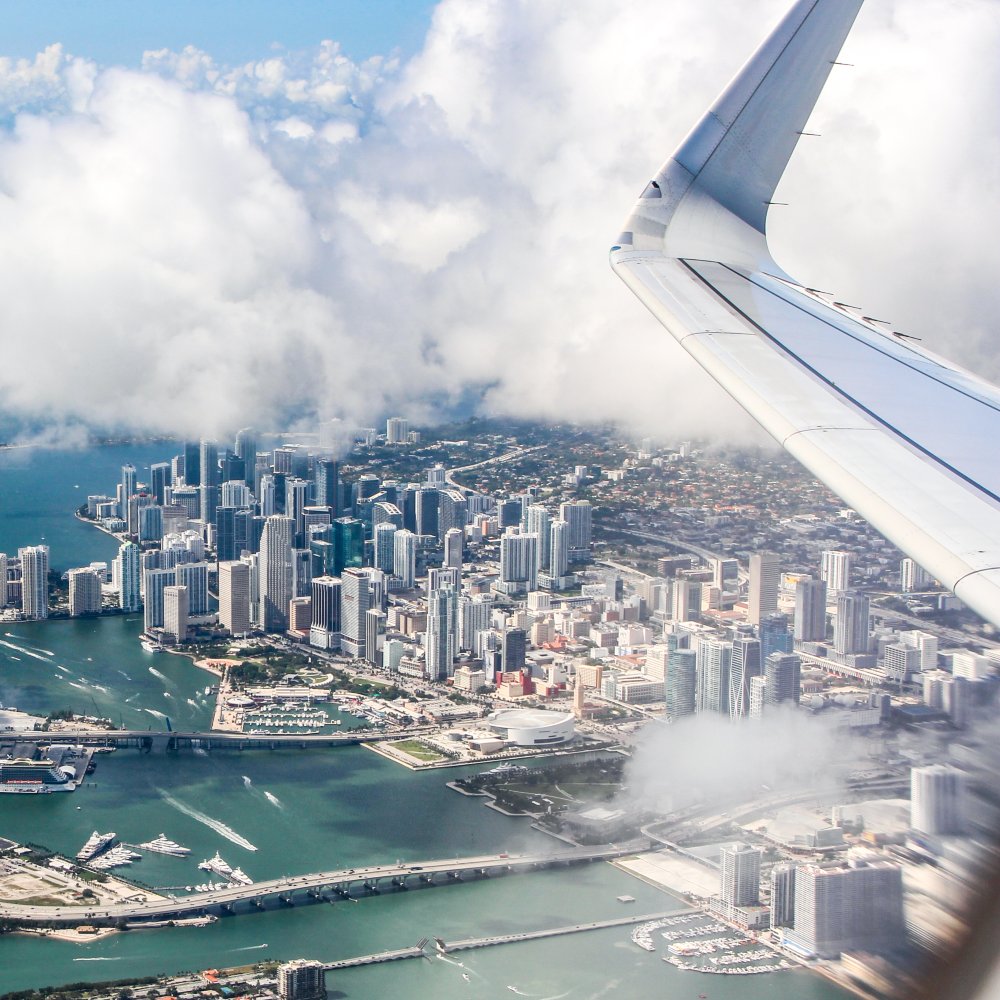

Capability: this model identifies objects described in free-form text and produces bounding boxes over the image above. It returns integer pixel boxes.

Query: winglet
[615,0,863,262]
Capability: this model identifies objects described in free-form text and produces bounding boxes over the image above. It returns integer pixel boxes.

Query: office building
[789,860,905,958]
[794,577,827,642]
[340,568,370,658]
[218,560,251,635]
[883,642,920,685]
[821,550,852,594]
[911,765,968,836]
[309,576,342,650]
[234,427,256,486]
[163,585,189,643]
[560,500,592,560]
[68,568,102,616]
[259,515,295,631]
[759,613,793,663]
[18,545,49,620]
[199,439,219,523]
[502,627,527,672]
[332,517,364,576]
[764,652,802,706]
[747,551,780,625]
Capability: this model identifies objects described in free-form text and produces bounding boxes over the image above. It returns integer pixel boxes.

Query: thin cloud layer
[0,0,997,442]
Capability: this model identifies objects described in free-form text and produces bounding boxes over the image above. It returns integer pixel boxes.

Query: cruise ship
[76,830,116,861]
[0,757,76,794]
[138,834,191,856]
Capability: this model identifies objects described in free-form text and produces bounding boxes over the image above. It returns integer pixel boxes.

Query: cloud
[622,706,866,817]
[0,0,996,443]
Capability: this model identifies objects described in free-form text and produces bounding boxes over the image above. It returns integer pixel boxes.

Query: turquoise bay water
[0,445,851,999]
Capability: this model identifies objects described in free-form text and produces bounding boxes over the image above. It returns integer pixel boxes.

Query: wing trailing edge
[611,0,1000,629]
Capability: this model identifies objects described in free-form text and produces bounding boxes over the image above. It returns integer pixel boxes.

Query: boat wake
[242,775,252,788]
[68,681,89,691]
[263,791,283,809]
[56,665,71,673]
[158,791,257,851]
[186,699,199,709]
[232,943,268,952]
[148,666,169,682]
[3,634,55,656]
[144,708,167,720]
[73,957,122,962]
[0,638,53,662]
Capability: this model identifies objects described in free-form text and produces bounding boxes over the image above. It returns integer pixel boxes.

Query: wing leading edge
[611,0,1000,630]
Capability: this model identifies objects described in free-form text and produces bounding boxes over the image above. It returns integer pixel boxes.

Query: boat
[198,851,235,880]
[229,866,253,886]
[138,834,191,856]
[76,830,116,861]
[90,845,141,869]
[140,640,159,653]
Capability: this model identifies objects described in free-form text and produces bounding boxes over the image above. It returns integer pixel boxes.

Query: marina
[632,914,794,977]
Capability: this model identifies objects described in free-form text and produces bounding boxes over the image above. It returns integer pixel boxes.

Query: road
[445,445,548,491]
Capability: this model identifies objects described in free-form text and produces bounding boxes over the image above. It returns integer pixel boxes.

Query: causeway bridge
[3,728,429,753]
[1,846,644,928]
[322,911,672,969]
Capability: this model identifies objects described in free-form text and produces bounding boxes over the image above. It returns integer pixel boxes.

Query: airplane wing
[610,0,1000,631]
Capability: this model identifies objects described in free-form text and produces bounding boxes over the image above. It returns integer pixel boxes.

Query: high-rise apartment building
[911,765,968,835]
[789,860,905,958]
[393,529,417,588]
[719,843,761,906]
[277,958,327,1000]
[665,648,697,719]
[143,567,175,631]
[18,545,49,620]
[820,550,852,594]
[68,568,102,616]
[499,530,538,594]
[697,637,732,715]
[834,591,870,655]
[175,562,209,616]
[425,586,458,680]
[116,541,142,612]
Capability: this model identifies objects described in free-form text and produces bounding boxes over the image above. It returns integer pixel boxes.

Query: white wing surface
[611,0,1000,629]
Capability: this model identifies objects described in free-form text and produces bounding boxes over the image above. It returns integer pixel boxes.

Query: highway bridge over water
[1,846,645,928]
[3,727,427,753]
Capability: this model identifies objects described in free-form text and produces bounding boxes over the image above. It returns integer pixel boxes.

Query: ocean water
[0,445,851,999]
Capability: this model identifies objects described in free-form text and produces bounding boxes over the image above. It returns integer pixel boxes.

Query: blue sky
[0,0,436,65]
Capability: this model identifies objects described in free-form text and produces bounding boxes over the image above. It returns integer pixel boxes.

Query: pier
[0,845,647,928]
[323,911,673,969]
